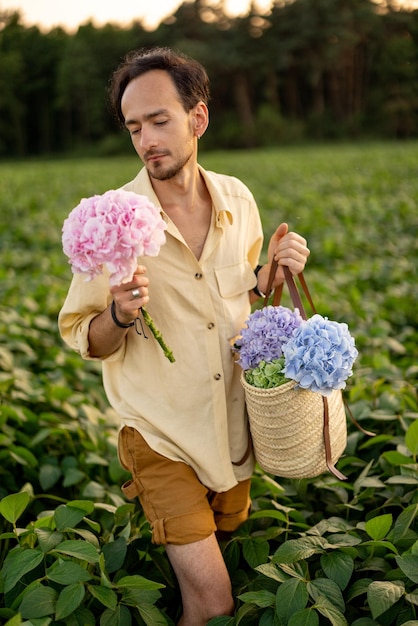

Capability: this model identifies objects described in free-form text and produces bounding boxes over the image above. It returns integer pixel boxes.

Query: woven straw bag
[241,264,348,480]
[241,376,347,478]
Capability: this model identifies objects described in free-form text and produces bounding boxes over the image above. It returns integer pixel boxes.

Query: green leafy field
[0,142,417,625]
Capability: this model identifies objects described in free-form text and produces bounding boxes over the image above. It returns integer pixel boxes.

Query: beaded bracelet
[110,300,135,328]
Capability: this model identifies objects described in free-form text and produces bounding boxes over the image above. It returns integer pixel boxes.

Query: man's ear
[193,102,209,139]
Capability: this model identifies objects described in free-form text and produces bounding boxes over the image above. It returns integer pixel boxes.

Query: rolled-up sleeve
[58,271,126,362]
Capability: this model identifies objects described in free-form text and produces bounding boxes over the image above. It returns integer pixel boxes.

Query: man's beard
[146,148,193,181]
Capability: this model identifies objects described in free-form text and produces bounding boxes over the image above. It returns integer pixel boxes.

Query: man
[59,47,309,625]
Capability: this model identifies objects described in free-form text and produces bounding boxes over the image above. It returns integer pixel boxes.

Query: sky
[0,0,274,31]
[2,0,417,32]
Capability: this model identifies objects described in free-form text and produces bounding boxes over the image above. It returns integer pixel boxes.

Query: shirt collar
[197,165,234,226]
[126,166,234,226]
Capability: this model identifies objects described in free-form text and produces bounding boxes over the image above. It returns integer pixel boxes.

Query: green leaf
[346,578,373,602]
[386,475,418,485]
[68,500,95,515]
[405,419,418,456]
[359,540,398,554]
[55,582,85,620]
[391,503,418,545]
[113,503,136,526]
[250,509,288,523]
[33,514,54,530]
[71,606,96,626]
[39,463,62,490]
[0,532,16,540]
[382,451,415,466]
[405,590,418,606]
[276,579,309,623]
[3,614,23,626]
[115,575,164,590]
[82,480,106,499]
[272,537,326,563]
[35,528,64,553]
[279,561,310,580]
[0,492,30,524]
[365,514,393,541]
[288,608,319,626]
[54,504,88,531]
[137,603,170,625]
[47,560,91,584]
[100,604,132,626]
[63,468,85,487]
[308,578,345,613]
[367,581,405,619]
[315,597,348,626]
[121,588,162,607]
[320,552,354,590]
[102,536,127,573]
[324,533,362,548]
[395,554,418,584]
[52,540,99,564]
[71,527,100,546]
[9,445,38,467]
[256,562,289,583]
[19,585,57,618]
[88,584,118,609]
[237,590,275,608]
[3,547,44,593]
[242,537,270,568]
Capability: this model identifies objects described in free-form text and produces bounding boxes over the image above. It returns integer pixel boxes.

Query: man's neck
[151,164,203,215]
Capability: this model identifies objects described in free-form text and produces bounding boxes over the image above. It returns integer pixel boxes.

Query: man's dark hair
[109,47,210,127]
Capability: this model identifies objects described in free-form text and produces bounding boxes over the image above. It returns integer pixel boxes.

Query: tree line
[1,0,417,157]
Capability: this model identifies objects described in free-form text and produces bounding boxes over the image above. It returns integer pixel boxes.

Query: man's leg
[118,428,250,622]
[166,533,235,626]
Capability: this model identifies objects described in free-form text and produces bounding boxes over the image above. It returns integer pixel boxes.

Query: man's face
[121,70,196,181]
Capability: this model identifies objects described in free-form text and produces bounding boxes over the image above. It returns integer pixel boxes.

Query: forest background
[1,0,418,158]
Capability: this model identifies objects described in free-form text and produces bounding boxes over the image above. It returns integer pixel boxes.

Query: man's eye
[155,120,168,126]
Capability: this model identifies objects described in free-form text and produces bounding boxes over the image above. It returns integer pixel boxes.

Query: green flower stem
[141,308,175,363]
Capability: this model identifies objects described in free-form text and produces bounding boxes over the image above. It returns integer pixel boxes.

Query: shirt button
[195,272,203,279]
[214,373,222,380]
[207,322,215,329]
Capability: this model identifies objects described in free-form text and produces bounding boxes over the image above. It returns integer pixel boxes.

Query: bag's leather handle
[322,396,347,480]
[263,260,316,320]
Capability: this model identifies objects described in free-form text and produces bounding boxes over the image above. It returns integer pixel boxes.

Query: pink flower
[62,189,166,286]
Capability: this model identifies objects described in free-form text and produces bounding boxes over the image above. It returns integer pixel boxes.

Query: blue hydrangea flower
[282,314,358,396]
[236,305,303,370]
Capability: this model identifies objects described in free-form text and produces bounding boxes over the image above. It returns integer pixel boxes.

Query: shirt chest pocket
[215,261,256,298]
[214,261,256,339]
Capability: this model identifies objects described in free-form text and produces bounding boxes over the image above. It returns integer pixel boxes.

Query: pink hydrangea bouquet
[62,189,174,362]
[235,305,358,397]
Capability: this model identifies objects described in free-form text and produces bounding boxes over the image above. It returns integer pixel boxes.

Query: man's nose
[140,126,157,151]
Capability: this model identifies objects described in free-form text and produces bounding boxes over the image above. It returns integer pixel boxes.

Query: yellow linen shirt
[58,165,263,492]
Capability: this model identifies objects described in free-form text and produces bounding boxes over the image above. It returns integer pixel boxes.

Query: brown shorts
[118,426,251,545]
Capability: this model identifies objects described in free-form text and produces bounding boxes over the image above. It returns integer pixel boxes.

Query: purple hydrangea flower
[282,314,358,396]
[237,305,303,370]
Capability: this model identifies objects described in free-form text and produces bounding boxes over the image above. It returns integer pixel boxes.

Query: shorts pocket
[118,427,144,499]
